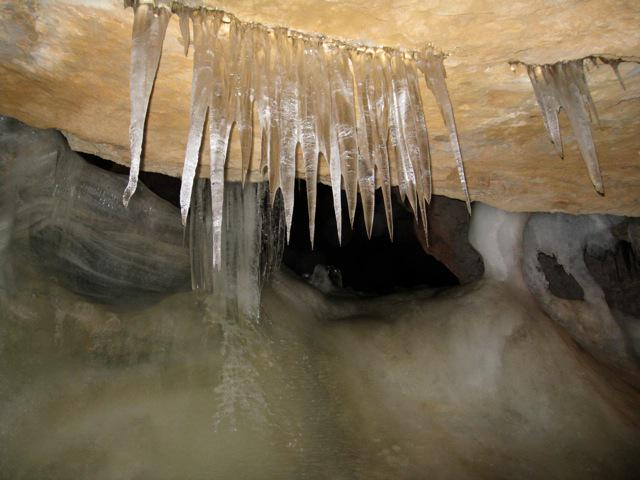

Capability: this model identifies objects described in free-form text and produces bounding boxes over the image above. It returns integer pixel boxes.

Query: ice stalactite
[524,58,619,195]
[123,1,471,274]
[122,1,170,207]
[189,180,283,312]
[179,10,219,225]
[417,48,471,215]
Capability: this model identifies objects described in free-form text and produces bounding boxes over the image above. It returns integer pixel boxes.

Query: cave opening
[283,180,462,294]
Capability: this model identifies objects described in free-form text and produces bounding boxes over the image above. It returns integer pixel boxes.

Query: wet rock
[415,195,484,285]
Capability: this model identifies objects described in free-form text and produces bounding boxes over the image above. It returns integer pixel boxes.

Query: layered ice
[122,1,472,271]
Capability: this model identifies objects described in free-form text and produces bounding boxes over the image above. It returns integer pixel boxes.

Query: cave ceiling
[1,0,639,215]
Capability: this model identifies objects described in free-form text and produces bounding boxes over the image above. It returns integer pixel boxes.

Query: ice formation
[122,0,471,270]
[525,59,609,194]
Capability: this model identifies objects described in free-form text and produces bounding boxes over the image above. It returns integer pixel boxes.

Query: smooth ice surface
[527,60,604,194]
[123,3,170,207]
[123,2,472,270]
[417,48,471,214]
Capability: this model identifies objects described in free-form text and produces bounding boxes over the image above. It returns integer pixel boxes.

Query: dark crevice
[585,239,640,317]
[283,181,469,295]
[79,152,181,208]
[537,252,584,301]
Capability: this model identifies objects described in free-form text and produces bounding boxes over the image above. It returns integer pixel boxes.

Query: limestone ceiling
[1,0,639,215]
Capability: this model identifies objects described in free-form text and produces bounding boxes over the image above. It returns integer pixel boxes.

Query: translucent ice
[526,60,604,194]
[351,50,376,238]
[124,4,473,274]
[123,2,170,207]
[417,49,471,214]
[327,45,358,228]
[179,11,220,225]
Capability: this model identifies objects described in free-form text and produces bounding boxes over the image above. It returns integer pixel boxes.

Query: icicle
[266,30,282,205]
[253,27,273,187]
[178,11,220,225]
[123,2,170,207]
[417,49,472,214]
[189,178,213,291]
[122,4,475,278]
[406,58,433,206]
[526,60,604,194]
[328,44,359,228]
[236,23,255,185]
[351,50,376,238]
[322,44,344,245]
[312,42,335,245]
[387,51,418,216]
[600,58,626,90]
[405,58,431,242]
[370,51,394,241]
[299,39,321,247]
[527,65,563,158]
[209,11,235,270]
[178,6,191,56]
[275,28,300,242]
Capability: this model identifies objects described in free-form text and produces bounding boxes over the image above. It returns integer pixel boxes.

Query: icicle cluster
[123,0,471,271]
[526,59,609,194]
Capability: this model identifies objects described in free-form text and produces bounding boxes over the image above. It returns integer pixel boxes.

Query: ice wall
[469,203,528,288]
[121,0,471,270]
[522,213,639,381]
[0,116,190,303]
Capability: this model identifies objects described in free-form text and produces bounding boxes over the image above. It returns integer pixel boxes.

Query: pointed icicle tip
[525,59,606,195]
[418,47,471,214]
[181,206,189,226]
[125,3,170,207]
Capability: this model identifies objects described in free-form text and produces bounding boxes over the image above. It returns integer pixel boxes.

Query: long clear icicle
[328,45,359,228]
[324,45,344,245]
[125,4,474,276]
[236,22,255,185]
[527,60,604,194]
[406,59,432,241]
[387,52,418,215]
[209,11,234,270]
[179,11,220,225]
[351,50,376,238]
[527,65,563,158]
[370,51,394,241]
[418,48,472,214]
[299,39,321,247]
[275,28,300,242]
[123,3,170,207]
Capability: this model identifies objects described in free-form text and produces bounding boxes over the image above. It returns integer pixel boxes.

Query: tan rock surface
[1,0,639,215]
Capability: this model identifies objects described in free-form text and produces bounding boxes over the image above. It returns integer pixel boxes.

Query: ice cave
[1,1,639,478]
